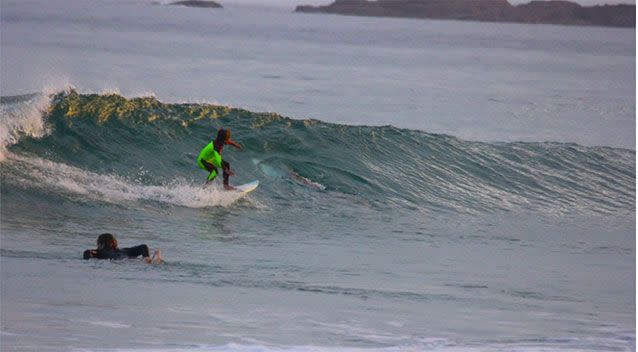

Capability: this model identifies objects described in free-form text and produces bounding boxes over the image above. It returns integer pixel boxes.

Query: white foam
[0,94,51,161]
[98,87,122,96]
[6,153,249,208]
[69,337,636,352]
[290,172,326,190]
[74,319,132,329]
[41,79,75,97]
[70,343,424,352]
[254,159,326,191]
[0,82,77,162]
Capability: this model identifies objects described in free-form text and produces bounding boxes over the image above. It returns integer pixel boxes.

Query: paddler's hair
[215,128,231,145]
[97,233,118,250]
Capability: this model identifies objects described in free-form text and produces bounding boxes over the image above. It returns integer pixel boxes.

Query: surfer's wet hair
[215,128,231,144]
[96,233,118,250]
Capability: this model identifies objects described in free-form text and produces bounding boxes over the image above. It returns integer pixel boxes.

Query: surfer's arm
[83,249,97,259]
[227,139,242,149]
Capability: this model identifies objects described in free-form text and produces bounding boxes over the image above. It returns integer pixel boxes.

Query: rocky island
[169,0,222,8]
[295,0,635,27]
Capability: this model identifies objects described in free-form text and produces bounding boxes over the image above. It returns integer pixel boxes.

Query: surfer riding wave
[197,128,242,190]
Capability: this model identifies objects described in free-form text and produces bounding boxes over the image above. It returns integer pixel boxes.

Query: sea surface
[1,1,635,351]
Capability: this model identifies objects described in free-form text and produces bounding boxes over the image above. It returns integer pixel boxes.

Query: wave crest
[2,90,635,215]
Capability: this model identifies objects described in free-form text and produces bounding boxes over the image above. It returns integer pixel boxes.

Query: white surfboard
[234,180,259,194]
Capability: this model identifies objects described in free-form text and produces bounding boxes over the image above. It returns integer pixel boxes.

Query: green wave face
[2,90,635,215]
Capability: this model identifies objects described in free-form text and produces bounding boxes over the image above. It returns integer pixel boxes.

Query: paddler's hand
[152,249,162,264]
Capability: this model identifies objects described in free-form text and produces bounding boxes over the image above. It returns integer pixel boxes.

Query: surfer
[197,128,242,190]
[83,233,161,264]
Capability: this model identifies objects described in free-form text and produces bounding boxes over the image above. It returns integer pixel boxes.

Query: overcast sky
[226,0,635,7]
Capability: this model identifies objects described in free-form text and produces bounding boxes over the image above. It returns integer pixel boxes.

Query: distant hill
[295,0,635,27]
[169,0,222,8]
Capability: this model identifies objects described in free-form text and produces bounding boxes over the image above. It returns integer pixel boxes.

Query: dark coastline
[295,0,635,28]
[169,0,222,8]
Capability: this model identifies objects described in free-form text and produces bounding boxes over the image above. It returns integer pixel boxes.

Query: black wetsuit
[83,245,150,260]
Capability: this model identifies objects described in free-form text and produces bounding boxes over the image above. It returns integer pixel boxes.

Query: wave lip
[0,93,51,161]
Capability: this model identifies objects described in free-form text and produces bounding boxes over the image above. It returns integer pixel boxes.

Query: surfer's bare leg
[222,160,236,190]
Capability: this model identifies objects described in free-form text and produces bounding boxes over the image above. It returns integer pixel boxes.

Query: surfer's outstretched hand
[145,249,162,264]
[152,249,162,264]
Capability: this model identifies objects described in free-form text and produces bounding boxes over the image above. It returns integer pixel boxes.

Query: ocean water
[0,1,635,351]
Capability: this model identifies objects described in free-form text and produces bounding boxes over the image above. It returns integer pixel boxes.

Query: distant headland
[169,0,222,8]
[295,0,635,28]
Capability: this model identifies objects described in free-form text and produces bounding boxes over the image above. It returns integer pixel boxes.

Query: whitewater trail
[4,152,249,208]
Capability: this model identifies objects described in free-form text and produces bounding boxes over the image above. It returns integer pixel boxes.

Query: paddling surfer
[83,233,161,264]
